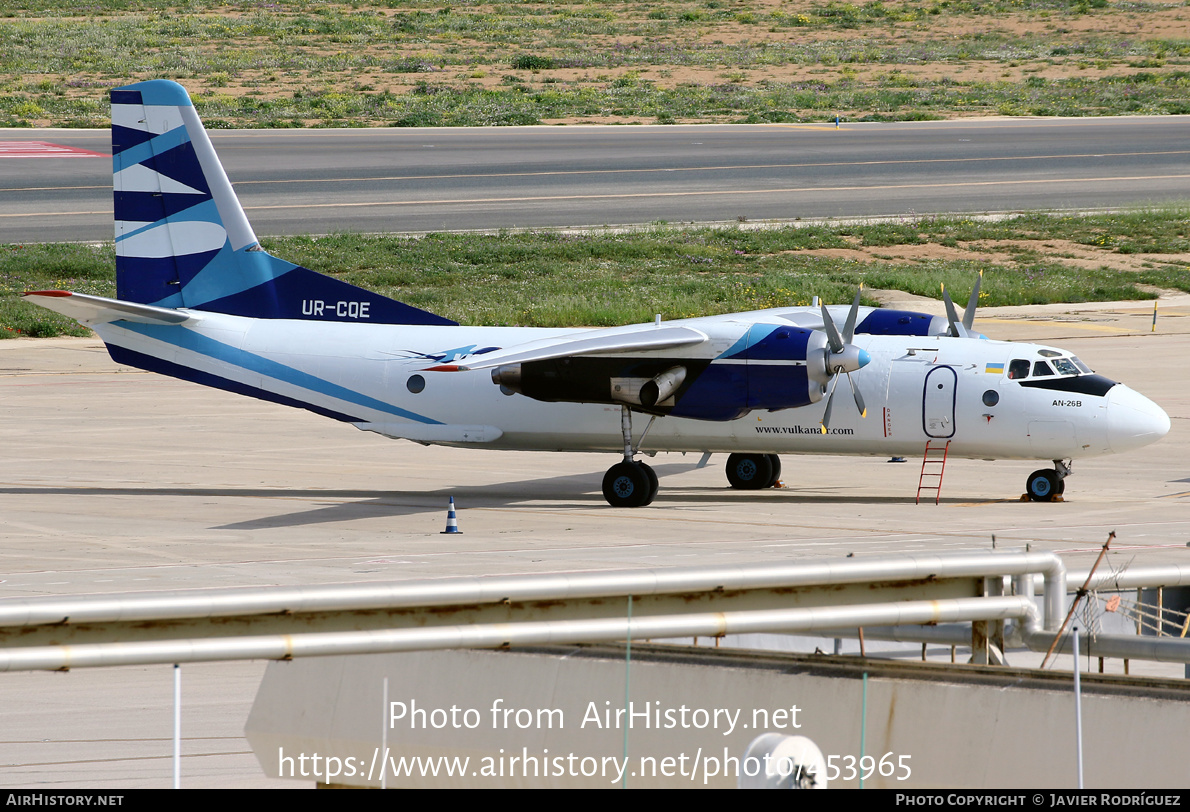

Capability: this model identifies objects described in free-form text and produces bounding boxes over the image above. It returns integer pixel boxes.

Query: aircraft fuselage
[93,311,1168,464]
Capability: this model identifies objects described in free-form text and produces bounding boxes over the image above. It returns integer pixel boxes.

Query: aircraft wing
[426,324,708,371]
[23,291,199,326]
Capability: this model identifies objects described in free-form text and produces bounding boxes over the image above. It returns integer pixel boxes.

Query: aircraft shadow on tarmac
[0,462,939,534]
[224,487,938,530]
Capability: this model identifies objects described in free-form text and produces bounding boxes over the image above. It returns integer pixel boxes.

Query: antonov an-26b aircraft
[26,80,1170,507]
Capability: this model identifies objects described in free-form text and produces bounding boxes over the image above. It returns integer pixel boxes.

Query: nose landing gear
[1025,459,1070,502]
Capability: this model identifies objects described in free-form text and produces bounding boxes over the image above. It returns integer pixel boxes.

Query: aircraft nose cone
[857,348,871,369]
[1106,385,1170,454]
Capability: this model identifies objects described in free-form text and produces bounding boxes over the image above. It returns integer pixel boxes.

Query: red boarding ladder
[916,440,951,504]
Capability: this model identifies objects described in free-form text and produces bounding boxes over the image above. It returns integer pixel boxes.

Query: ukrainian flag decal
[985,362,1005,374]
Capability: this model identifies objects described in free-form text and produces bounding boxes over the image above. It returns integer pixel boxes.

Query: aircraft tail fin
[111,80,454,326]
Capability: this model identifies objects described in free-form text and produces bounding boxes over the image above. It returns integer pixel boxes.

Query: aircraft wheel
[765,454,782,488]
[1026,469,1060,502]
[639,462,660,506]
[603,461,654,507]
[726,453,774,490]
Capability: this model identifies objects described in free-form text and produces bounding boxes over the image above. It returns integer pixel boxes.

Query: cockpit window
[1008,357,1086,380]
[1052,358,1079,376]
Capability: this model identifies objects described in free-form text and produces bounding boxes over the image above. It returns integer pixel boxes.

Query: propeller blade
[842,285,863,344]
[819,302,844,354]
[962,270,982,331]
[846,371,867,418]
[818,288,869,432]
[941,284,969,338]
[820,373,840,433]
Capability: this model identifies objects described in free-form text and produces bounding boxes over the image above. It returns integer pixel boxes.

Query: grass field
[5,209,1189,338]
[4,2,1188,337]
[3,0,1190,127]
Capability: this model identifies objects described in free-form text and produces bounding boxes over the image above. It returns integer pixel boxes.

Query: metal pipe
[816,624,973,647]
[0,551,1069,629]
[5,552,1189,672]
[173,664,180,790]
[1020,625,1190,664]
[0,596,1032,672]
[772,597,1190,667]
[796,609,1190,666]
[775,560,1190,654]
[1073,624,1084,789]
[1066,564,1190,592]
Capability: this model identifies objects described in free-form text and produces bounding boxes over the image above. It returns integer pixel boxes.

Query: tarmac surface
[1,297,1187,787]
[5,116,1190,243]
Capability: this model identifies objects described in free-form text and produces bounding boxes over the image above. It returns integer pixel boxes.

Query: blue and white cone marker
[441,496,462,534]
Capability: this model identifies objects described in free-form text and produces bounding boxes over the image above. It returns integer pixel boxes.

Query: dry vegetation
[5,2,1190,336]
[3,0,1190,126]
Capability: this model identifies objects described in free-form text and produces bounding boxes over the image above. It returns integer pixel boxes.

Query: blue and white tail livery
[26,80,1169,507]
[110,79,453,326]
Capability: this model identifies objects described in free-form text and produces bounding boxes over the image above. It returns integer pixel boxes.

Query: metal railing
[0,550,1186,672]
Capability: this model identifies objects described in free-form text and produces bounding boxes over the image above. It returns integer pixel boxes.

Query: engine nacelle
[611,366,687,408]
[856,308,947,337]
[486,324,854,422]
[668,325,824,420]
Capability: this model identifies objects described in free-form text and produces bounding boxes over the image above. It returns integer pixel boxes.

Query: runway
[3,116,1190,243]
[0,296,1187,786]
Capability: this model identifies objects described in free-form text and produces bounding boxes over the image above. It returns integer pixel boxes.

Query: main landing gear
[602,460,658,508]
[726,453,782,490]
[1025,459,1070,502]
[601,406,661,508]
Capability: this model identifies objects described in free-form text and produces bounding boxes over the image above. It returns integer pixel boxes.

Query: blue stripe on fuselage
[106,344,365,423]
[117,322,442,425]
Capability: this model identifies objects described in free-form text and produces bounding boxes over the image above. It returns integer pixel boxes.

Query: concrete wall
[246,644,1190,789]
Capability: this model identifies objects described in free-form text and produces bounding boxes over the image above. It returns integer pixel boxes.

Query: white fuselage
[93,309,1170,464]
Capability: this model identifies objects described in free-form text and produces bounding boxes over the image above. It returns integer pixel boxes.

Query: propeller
[817,286,871,434]
[941,270,982,338]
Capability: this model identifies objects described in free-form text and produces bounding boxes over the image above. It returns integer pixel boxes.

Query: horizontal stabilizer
[427,324,708,371]
[23,291,198,326]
